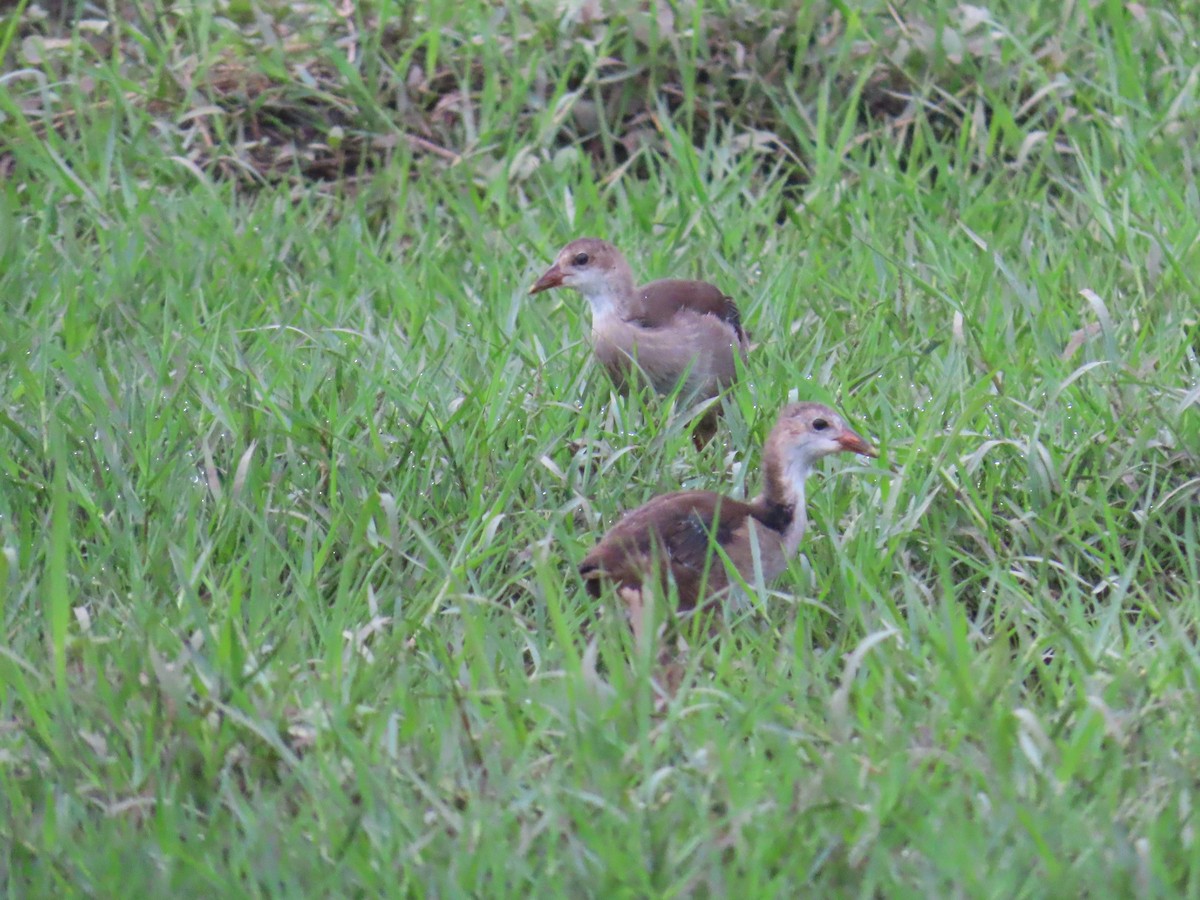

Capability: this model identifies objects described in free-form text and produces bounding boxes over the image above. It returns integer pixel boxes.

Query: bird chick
[579,401,877,628]
[530,238,748,443]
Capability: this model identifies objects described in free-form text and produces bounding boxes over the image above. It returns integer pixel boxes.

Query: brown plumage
[579,402,877,617]
[529,238,748,442]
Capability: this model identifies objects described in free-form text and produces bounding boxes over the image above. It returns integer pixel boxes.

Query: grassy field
[2,0,1199,894]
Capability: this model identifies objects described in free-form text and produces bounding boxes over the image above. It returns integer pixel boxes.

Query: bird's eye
[812,418,829,431]
[573,252,590,266]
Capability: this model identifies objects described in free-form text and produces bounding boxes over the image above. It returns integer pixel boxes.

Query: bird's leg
[619,586,649,658]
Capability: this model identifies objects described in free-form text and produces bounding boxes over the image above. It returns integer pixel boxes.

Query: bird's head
[529,238,635,315]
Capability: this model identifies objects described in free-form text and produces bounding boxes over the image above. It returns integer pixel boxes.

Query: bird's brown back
[636,279,747,345]
[579,490,779,611]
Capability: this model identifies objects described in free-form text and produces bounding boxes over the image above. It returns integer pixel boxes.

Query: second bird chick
[579,401,877,642]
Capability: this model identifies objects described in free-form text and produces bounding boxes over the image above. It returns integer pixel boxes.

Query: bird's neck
[581,270,639,323]
[758,448,813,556]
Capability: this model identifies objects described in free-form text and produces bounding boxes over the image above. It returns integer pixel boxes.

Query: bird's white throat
[578,286,624,321]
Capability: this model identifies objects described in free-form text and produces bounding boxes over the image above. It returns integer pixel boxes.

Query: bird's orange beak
[529,263,565,295]
[838,428,878,458]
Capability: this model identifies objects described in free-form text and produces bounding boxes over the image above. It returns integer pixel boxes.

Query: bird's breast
[591,314,739,398]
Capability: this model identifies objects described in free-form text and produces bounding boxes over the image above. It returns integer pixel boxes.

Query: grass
[1,0,1198,894]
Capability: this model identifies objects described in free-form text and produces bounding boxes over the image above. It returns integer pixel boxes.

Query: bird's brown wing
[579,490,759,610]
[636,279,747,344]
